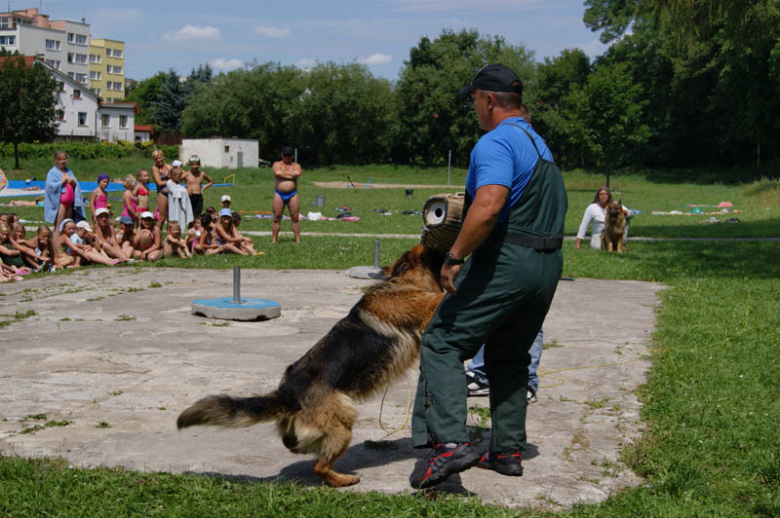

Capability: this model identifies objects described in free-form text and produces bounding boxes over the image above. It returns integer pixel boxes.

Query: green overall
[412,125,568,453]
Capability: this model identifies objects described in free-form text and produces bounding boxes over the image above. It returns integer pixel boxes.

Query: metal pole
[374,240,380,268]
[447,149,452,186]
[294,148,298,164]
[232,265,241,303]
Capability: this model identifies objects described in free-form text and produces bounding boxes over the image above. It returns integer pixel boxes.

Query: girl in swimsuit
[90,174,111,223]
[121,174,139,222]
[30,225,57,272]
[133,212,163,261]
[135,169,151,215]
[151,152,171,230]
[193,213,222,255]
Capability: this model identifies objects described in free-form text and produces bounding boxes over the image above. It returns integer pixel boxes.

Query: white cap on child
[95,207,110,217]
[221,195,231,202]
[76,221,92,231]
[172,160,183,167]
[140,211,154,219]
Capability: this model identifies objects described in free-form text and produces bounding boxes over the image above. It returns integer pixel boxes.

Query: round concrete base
[345,266,386,280]
[191,297,281,321]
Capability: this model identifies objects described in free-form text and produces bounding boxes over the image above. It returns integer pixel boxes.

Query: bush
[0,142,178,161]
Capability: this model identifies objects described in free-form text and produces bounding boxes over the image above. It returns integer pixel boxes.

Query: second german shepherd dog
[601,200,627,253]
[177,244,446,487]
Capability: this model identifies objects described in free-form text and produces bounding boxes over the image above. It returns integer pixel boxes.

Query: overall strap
[499,121,542,158]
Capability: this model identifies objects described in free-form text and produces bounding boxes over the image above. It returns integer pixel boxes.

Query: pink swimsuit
[60,183,75,206]
[121,193,138,218]
[94,192,108,209]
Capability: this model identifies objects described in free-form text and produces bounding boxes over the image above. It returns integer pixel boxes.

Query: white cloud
[164,25,221,42]
[296,58,317,71]
[357,54,392,66]
[209,58,244,71]
[582,38,609,58]
[254,26,291,38]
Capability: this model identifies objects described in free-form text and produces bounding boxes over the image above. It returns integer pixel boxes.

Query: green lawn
[1,161,779,517]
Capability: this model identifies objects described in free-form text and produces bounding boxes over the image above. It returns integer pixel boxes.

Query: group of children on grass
[0,157,260,282]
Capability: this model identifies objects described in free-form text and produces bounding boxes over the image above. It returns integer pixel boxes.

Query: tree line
[3,3,778,174]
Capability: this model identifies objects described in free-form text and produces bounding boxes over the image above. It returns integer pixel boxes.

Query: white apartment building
[0,8,90,87]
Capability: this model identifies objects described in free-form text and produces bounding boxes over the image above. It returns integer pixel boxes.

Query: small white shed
[180,138,259,169]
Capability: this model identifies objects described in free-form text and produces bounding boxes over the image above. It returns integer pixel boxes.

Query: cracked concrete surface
[0,268,662,510]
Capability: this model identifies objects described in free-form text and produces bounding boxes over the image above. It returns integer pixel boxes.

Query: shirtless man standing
[272,146,302,244]
[182,155,213,218]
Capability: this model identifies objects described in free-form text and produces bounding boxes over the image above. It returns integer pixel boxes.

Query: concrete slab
[191,297,281,321]
[0,268,662,511]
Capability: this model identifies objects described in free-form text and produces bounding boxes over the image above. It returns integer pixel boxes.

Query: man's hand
[441,263,461,295]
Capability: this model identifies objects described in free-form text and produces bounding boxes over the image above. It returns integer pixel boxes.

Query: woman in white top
[575,187,632,250]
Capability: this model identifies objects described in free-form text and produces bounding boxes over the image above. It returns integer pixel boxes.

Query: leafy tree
[125,71,166,125]
[0,57,60,169]
[533,49,592,168]
[152,69,187,130]
[566,62,650,186]
[395,29,535,166]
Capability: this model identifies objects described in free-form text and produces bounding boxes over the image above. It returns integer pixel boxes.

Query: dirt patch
[313,181,465,190]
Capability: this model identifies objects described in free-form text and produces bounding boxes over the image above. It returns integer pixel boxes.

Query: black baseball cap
[281,146,294,155]
[457,64,522,96]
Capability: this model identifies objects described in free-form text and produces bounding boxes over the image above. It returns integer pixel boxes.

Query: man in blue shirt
[410,64,567,489]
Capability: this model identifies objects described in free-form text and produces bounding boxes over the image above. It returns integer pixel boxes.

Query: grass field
[1,160,779,517]
[3,158,778,238]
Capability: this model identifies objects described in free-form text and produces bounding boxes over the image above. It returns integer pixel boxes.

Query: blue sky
[41,0,607,81]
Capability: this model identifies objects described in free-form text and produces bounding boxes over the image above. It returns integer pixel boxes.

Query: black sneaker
[477,451,523,476]
[410,442,481,489]
[466,370,489,397]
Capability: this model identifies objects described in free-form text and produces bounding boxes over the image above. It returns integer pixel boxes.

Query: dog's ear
[389,251,412,278]
[618,199,622,207]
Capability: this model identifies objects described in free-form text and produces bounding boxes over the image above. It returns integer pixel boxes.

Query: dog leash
[378,370,415,437]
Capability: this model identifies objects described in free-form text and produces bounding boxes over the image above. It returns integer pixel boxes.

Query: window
[68,33,74,43]
[75,54,87,64]
[119,115,128,128]
[113,65,122,74]
[101,114,110,127]
[106,64,111,74]
[67,52,74,63]
[224,146,230,152]
[78,112,88,126]
[106,97,113,103]
[46,39,59,51]
[45,59,61,70]
[93,88,100,96]
[0,35,15,45]
[57,109,65,121]
[76,73,88,84]
[73,89,81,99]
[89,54,101,63]
[67,71,74,79]
[0,17,9,30]
[113,82,122,91]
[105,48,111,56]
[106,82,112,91]
[75,34,87,46]
[113,49,122,58]
[89,70,101,80]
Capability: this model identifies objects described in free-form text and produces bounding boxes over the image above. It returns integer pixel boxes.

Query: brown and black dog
[601,200,627,253]
[177,244,446,487]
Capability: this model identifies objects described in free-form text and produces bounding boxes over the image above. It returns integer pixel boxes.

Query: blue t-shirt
[465,116,553,222]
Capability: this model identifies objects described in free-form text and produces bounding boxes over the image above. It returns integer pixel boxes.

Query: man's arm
[441,184,509,295]
[272,162,302,180]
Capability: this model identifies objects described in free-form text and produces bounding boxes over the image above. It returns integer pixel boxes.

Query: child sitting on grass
[28,225,57,272]
[56,219,117,267]
[230,211,260,255]
[94,208,128,262]
[214,208,249,256]
[186,218,202,254]
[164,220,191,258]
[0,222,32,275]
[133,211,162,261]
[118,215,136,259]
[193,213,221,255]
[11,222,51,271]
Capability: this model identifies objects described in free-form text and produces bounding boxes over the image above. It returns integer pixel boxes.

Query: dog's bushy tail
[177,393,291,430]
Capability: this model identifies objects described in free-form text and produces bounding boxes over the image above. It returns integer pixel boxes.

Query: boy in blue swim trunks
[272,146,302,244]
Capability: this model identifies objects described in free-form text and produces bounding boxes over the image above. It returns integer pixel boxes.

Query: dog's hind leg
[313,425,359,487]
[311,394,359,487]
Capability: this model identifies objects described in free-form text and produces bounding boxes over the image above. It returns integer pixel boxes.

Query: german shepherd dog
[601,200,627,253]
[177,245,446,487]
